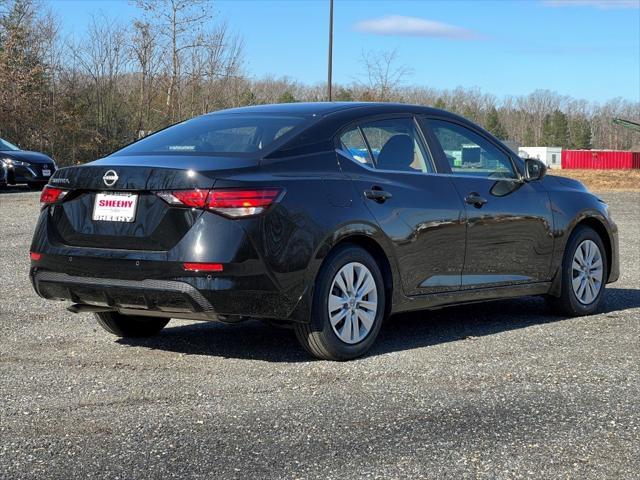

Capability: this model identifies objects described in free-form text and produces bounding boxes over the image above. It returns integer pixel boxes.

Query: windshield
[0,138,20,151]
[114,114,308,156]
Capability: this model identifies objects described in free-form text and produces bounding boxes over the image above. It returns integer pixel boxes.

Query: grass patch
[549,169,640,192]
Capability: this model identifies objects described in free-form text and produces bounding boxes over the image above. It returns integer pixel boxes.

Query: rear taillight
[40,186,68,206]
[157,189,209,208]
[206,189,282,217]
[29,252,42,261]
[156,188,283,218]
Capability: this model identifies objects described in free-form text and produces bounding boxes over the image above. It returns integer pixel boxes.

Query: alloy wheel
[327,262,378,344]
[571,239,603,305]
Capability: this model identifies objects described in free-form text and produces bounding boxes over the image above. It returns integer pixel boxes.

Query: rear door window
[360,118,434,173]
[339,128,374,167]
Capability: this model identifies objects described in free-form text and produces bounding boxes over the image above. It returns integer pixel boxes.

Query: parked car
[29,103,619,360]
[0,137,57,189]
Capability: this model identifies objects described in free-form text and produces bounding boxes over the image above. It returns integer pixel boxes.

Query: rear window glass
[114,114,307,156]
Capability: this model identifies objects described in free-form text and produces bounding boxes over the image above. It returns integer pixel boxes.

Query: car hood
[545,174,589,192]
[0,150,55,164]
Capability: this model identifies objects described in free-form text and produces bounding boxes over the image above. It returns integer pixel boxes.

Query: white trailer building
[518,146,563,169]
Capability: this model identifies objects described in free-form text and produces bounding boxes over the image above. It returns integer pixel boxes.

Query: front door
[423,117,554,288]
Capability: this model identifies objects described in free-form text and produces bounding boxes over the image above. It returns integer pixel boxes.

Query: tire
[294,244,386,361]
[95,311,170,337]
[548,225,608,316]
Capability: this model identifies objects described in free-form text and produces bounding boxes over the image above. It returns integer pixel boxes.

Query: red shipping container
[562,150,640,169]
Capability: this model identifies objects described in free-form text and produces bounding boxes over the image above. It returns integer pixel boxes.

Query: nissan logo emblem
[103,170,118,187]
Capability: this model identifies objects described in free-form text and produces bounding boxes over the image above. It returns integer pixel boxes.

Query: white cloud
[542,0,639,8]
[353,15,482,40]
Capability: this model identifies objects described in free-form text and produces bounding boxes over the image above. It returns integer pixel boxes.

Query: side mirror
[524,158,546,182]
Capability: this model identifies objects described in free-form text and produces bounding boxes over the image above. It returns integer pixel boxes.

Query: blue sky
[47,0,640,103]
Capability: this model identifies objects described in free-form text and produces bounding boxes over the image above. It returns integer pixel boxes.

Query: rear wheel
[294,245,386,361]
[549,225,607,316]
[95,311,170,337]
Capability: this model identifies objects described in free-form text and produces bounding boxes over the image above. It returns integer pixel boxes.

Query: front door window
[427,120,517,179]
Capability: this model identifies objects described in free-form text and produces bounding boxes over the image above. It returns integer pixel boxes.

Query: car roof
[209,102,451,118]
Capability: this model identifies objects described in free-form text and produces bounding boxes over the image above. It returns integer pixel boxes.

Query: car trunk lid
[46,155,258,251]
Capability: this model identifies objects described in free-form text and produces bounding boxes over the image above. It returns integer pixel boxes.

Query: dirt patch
[549,169,640,192]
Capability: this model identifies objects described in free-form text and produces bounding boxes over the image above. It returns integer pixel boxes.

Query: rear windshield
[114,114,307,156]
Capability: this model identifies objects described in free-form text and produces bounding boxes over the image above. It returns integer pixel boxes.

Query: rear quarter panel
[222,151,400,320]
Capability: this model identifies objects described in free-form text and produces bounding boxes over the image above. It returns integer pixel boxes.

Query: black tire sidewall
[560,226,608,315]
[309,245,386,360]
[95,311,169,337]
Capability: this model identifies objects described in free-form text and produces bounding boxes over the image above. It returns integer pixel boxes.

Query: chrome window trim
[336,149,526,183]
[336,148,460,178]
[434,172,523,182]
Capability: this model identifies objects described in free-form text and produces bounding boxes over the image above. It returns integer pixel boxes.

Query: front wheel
[549,225,608,316]
[95,311,170,337]
[294,245,386,361]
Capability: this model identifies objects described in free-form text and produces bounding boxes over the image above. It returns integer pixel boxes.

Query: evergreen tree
[434,97,446,109]
[570,117,592,149]
[278,90,296,103]
[241,89,258,105]
[553,110,570,147]
[485,106,508,139]
[523,126,535,146]
[462,106,478,123]
[541,110,569,147]
[334,87,354,101]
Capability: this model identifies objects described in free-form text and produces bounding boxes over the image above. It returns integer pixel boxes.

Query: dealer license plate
[93,192,138,222]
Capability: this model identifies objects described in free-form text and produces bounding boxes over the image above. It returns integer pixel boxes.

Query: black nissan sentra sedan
[29,103,619,360]
[1,137,57,189]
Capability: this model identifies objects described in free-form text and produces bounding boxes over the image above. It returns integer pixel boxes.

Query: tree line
[0,0,638,166]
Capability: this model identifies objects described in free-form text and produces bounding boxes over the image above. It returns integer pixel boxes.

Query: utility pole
[327,0,333,101]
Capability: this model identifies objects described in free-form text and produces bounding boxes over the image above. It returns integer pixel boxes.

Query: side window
[427,120,517,179]
[361,118,434,173]
[339,128,373,167]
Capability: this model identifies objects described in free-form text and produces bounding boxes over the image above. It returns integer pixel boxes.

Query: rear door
[337,116,466,295]
[421,117,554,288]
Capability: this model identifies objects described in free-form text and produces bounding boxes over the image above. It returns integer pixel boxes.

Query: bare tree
[131,20,160,133]
[135,0,211,122]
[358,49,412,101]
[68,15,131,152]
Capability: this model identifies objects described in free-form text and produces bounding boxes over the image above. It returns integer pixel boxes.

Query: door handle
[464,192,487,208]
[364,187,392,203]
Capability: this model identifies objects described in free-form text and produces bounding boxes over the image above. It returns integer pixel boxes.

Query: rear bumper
[30,259,311,322]
[29,198,315,322]
[32,270,215,316]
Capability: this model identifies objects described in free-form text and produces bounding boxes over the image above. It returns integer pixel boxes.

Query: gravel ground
[1,187,639,479]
